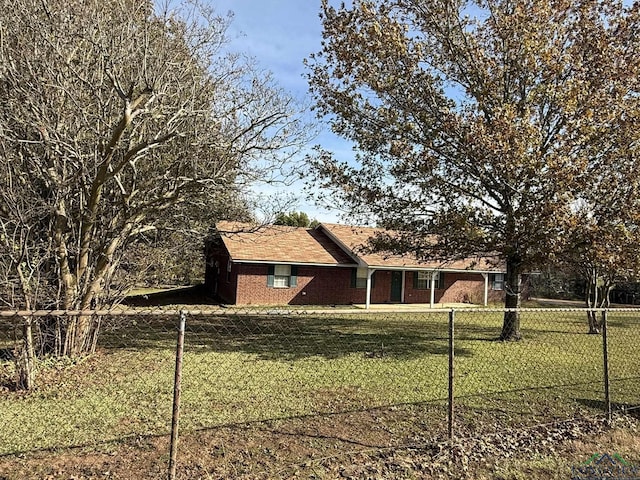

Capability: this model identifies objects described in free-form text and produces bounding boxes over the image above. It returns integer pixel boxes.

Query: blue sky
[208,0,350,223]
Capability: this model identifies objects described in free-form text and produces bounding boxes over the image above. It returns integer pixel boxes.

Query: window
[267,265,298,288]
[273,265,291,287]
[351,268,375,288]
[226,260,232,283]
[415,271,430,290]
[491,273,505,290]
[414,271,443,289]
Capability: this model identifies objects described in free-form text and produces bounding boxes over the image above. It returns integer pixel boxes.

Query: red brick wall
[370,270,393,304]
[404,272,504,304]
[403,271,438,303]
[231,265,405,306]
[235,264,369,305]
[207,258,505,306]
[442,272,492,304]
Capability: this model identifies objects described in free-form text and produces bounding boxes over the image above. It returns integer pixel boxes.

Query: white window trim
[417,271,440,290]
[273,265,291,288]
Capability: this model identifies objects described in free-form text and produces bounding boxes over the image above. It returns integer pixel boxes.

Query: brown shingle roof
[319,223,503,272]
[215,221,503,272]
[215,221,356,265]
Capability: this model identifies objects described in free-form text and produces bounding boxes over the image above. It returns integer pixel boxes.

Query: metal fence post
[601,310,612,424]
[448,309,455,440]
[168,310,187,480]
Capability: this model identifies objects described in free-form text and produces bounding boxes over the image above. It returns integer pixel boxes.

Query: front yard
[0,308,638,477]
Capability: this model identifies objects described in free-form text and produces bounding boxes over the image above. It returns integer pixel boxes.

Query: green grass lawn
[1,309,639,456]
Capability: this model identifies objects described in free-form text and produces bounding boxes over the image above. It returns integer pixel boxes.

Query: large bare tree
[306,0,640,340]
[0,0,309,359]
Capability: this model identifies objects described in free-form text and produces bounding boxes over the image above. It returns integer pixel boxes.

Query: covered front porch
[359,267,502,309]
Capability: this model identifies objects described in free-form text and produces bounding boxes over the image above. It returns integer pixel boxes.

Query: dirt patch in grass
[1,410,638,480]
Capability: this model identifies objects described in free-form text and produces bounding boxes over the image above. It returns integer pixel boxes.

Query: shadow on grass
[99,309,623,361]
[98,313,474,360]
[607,319,640,329]
[455,323,593,342]
[122,284,214,307]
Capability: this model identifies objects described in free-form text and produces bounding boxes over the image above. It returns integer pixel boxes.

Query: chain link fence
[1,307,638,475]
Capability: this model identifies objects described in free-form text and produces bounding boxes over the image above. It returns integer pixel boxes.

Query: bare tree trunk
[18,317,36,390]
[64,315,94,356]
[585,269,601,334]
[89,314,102,354]
[587,310,599,334]
[63,226,129,356]
[500,254,522,341]
[599,285,612,308]
[66,315,102,356]
[587,283,612,334]
[15,268,36,389]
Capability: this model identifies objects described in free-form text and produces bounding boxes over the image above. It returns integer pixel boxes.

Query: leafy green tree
[306,0,640,340]
[274,211,320,228]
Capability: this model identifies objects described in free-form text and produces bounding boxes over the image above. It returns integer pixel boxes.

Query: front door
[390,271,402,302]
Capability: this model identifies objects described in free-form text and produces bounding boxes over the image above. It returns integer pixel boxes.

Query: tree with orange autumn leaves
[563,117,640,333]
[306,0,640,339]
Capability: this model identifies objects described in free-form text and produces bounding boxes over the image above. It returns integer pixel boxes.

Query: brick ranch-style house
[205,221,507,307]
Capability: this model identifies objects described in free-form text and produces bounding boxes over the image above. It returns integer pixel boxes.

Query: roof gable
[214,221,356,266]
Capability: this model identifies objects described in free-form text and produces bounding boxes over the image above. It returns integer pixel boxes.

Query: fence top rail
[1,307,640,317]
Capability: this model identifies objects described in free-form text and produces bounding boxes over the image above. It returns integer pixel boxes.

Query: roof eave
[230,259,358,268]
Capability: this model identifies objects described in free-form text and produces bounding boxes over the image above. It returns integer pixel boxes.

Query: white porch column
[430,271,437,308]
[482,273,489,306]
[365,269,373,309]
[401,271,406,303]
